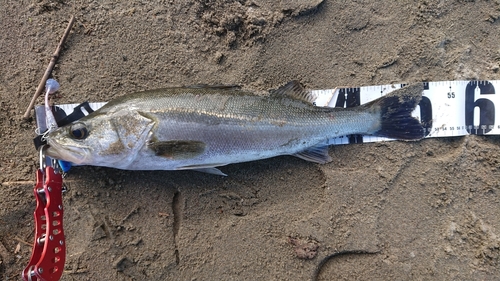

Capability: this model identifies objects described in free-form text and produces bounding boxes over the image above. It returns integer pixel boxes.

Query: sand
[2,1,500,280]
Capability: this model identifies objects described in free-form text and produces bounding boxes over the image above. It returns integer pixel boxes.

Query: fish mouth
[45,140,89,165]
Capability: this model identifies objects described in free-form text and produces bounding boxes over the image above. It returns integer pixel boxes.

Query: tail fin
[365,83,425,140]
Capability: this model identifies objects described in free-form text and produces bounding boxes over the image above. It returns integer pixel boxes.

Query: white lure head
[44,79,60,132]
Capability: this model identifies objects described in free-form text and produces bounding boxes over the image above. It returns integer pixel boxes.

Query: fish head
[45,111,155,168]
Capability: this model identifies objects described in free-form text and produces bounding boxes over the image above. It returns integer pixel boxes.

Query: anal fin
[292,145,332,164]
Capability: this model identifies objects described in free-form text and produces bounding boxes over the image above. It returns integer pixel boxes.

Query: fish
[45,81,425,175]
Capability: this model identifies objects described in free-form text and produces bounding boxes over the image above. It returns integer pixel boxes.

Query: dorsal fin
[271,81,317,104]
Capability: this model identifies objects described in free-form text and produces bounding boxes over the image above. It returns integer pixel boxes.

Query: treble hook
[39,145,48,173]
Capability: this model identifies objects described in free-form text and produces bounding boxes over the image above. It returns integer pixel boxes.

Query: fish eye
[69,122,89,139]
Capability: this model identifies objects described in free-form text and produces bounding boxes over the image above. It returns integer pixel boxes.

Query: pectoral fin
[148,140,206,160]
[292,145,332,164]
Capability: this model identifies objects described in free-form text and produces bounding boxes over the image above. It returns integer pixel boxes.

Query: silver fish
[45,81,424,175]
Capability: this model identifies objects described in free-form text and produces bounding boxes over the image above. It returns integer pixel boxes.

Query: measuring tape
[313,80,498,145]
[35,80,498,146]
